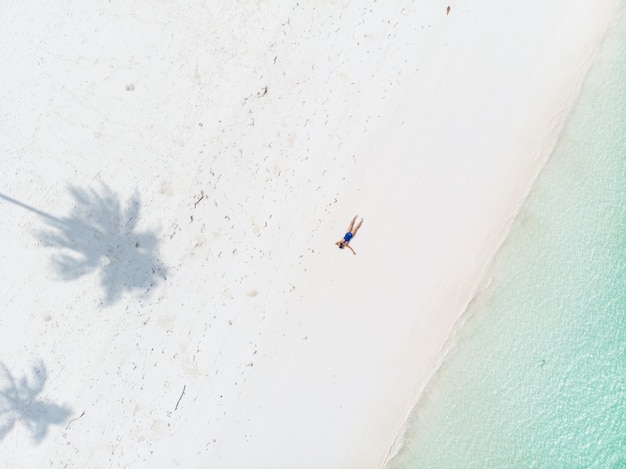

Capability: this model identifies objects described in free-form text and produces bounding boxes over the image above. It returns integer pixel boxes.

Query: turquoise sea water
[388,10,626,469]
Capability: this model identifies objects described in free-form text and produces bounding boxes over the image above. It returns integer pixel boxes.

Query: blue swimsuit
[343,232,353,243]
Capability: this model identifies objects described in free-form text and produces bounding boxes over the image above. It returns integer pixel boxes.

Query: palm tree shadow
[0,361,71,444]
[29,183,167,305]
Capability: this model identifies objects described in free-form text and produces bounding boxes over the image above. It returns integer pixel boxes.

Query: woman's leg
[346,215,357,233]
[351,218,363,236]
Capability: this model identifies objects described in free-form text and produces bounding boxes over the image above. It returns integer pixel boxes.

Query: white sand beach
[0,1,619,467]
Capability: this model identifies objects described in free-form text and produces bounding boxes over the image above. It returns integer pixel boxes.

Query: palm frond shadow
[0,361,71,444]
[35,183,167,305]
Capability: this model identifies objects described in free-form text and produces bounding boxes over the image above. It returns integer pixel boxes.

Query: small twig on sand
[194,191,205,208]
[175,385,186,411]
[65,411,85,430]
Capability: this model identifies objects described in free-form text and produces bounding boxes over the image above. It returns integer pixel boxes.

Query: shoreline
[382,1,623,466]
[385,4,626,464]
[0,1,621,467]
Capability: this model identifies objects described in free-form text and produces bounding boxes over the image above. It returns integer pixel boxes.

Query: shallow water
[388,9,626,469]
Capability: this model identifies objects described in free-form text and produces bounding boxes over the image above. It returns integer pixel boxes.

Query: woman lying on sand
[335,215,363,255]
